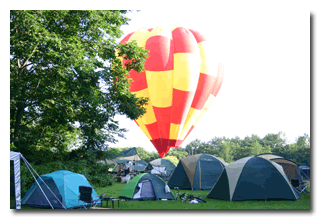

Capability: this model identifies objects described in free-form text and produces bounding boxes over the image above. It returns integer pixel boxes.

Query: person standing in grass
[125,161,132,175]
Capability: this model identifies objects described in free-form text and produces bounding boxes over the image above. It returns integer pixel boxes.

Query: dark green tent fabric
[168,154,226,190]
[206,156,300,201]
[119,173,175,201]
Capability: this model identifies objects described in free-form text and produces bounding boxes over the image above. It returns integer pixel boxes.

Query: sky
[108,3,311,153]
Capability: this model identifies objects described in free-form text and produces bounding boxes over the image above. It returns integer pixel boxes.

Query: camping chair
[78,186,104,209]
[291,178,308,193]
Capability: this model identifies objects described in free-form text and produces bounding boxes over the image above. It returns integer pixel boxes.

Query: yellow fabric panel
[193,94,215,126]
[127,28,151,48]
[198,41,218,77]
[148,26,172,40]
[135,118,152,140]
[133,89,156,124]
[173,53,201,91]
[169,123,182,140]
[179,107,202,140]
[146,70,173,108]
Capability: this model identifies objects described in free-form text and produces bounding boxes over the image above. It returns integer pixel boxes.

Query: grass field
[94,180,310,210]
[19,180,310,210]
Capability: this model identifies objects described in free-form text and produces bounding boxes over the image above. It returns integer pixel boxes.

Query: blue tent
[21,170,101,209]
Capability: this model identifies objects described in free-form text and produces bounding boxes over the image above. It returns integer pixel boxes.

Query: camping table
[101,197,120,209]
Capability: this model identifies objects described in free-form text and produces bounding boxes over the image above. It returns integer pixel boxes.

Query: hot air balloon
[118,26,224,158]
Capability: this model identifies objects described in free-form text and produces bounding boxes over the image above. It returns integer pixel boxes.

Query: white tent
[10,151,21,209]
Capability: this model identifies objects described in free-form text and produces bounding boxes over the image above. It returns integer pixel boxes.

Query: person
[125,161,132,175]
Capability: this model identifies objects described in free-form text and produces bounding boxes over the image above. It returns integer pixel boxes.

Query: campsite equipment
[78,186,104,209]
[100,147,147,174]
[119,173,175,201]
[146,158,176,181]
[174,187,206,203]
[168,154,226,190]
[257,153,304,182]
[291,178,309,193]
[100,147,142,165]
[21,170,101,209]
[206,156,300,201]
[298,165,310,179]
[118,26,224,158]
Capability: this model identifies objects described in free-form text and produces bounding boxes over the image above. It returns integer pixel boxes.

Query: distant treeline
[119,132,310,166]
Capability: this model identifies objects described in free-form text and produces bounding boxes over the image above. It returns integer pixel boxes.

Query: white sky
[109,3,311,153]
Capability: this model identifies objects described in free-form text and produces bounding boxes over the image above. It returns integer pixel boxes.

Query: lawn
[19,180,310,210]
[94,180,310,210]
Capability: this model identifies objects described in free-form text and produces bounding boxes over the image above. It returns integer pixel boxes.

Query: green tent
[119,173,175,201]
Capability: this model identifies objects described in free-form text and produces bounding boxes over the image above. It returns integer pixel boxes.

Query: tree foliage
[111,133,310,166]
[10,10,148,164]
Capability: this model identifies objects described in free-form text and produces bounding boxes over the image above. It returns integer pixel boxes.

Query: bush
[20,159,113,197]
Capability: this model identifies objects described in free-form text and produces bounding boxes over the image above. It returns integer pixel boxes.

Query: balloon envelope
[118,26,224,158]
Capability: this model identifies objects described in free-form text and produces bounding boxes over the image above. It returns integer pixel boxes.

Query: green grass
[19,180,310,210]
[94,180,310,210]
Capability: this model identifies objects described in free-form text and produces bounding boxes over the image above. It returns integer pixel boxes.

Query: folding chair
[291,178,308,193]
[78,186,104,209]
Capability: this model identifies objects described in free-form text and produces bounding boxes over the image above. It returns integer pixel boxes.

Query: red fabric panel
[145,36,174,71]
[171,89,195,124]
[119,32,134,44]
[127,70,148,92]
[145,122,160,140]
[211,64,224,96]
[151,139,169,158]
[191,73,215,110]
[172,27,199,54]
[153,106,171,139]
[211,76,224,97]
[188,29,207,43]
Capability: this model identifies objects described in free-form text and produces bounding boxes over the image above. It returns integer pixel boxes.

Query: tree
[166,147,188,160]
[163,156,179,166]
[185,139,202,155]
[10,10,149,163]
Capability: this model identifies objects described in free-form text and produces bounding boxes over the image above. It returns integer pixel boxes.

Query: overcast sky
[108,3,310,153]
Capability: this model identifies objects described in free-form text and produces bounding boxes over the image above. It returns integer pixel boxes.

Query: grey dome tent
[206,156,300,201]
[147,158,176,181]
[168,154,226,190]
[119,173,175,201]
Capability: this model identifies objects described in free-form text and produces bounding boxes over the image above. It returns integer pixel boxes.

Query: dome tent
[206,156,300,201]
[168,154,226,190]
[119,173,175,201]
[257,153,303,182]
[21,170,101,209]
[147,158,176,181]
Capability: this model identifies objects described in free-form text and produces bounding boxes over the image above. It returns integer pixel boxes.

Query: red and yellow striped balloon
[118,26,224,158]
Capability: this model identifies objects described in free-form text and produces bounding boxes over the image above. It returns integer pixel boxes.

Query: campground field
[94,180,311,210]
[20,180,310,210]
